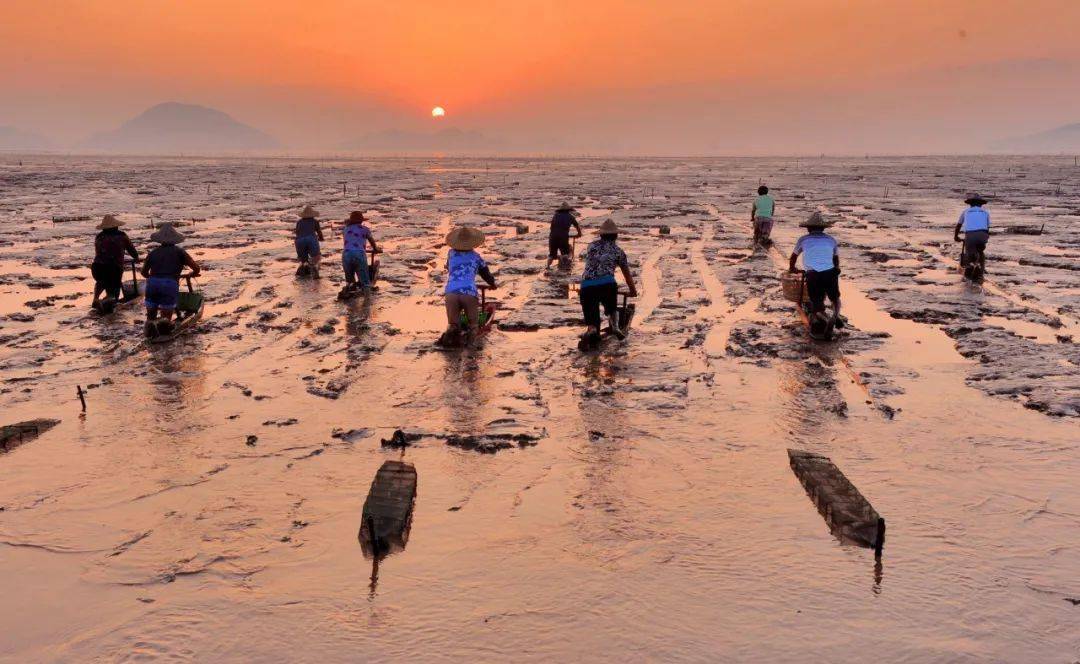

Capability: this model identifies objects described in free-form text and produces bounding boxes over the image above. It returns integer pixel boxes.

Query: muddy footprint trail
[1,155,1079,662]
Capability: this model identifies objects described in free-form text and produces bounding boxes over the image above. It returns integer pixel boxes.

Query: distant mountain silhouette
[85,102,279,153]
[991,123,1080,153]
[343,127,500,152]
[0,126,52,150]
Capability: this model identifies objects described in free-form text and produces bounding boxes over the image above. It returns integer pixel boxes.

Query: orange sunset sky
[2,0,1080,153]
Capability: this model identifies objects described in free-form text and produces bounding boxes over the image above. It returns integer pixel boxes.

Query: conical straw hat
[149,222,185,245]
[97,214,124,230]
[445,226,485,251]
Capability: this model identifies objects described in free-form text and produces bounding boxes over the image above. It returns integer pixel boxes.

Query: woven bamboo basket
[781,272,805,303]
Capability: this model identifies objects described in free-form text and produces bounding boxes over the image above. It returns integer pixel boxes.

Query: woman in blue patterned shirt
[442,225,497,345]
[580,218,637,342]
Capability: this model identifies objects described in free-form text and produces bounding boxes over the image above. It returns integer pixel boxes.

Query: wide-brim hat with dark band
[97,214,124,230]
[964,194,988,206]
[799,211,835,228]
[557,202,575,212]
[300,205,318,218]
[446,226,485,251]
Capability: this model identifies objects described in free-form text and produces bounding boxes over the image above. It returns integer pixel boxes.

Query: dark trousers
[91,262,123,298]
[548,236,572,259]
[805,268,840,313]
[580,282,618,329]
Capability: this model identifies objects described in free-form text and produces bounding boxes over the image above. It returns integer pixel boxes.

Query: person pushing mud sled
[578,218,638,350]
[437,224,498,349]
[788,212,844,338]
[546,202,582,270]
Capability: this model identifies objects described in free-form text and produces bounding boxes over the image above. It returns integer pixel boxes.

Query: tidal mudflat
[1,155,1078,661]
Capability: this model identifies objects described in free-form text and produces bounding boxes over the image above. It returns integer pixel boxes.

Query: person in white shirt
[789,212,843,330]
[953,194,990,274]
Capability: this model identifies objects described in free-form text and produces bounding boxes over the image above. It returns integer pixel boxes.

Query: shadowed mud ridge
[0,155,1079,662]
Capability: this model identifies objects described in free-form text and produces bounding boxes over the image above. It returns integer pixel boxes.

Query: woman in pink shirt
[341,211,380,294]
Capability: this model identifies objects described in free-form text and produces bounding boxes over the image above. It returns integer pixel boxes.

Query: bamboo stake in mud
[874,517,886,560]
[76,385,86,412]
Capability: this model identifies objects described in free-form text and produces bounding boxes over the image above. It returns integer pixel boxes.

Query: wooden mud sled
[358,460,418,558]
[1,419,60,454]
[788,449,885,558]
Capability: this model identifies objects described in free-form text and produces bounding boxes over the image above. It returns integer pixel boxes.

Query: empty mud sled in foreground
[1,419,60,454]
[358,460,418,558]
[788,449,885,557]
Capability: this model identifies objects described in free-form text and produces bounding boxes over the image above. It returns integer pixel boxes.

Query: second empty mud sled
[788,449,885,558]
[434,285,498,349]
[359,460,418,558]
[145,273,205,343]
[578,289,635,351]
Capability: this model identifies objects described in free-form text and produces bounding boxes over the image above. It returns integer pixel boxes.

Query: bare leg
[463,295,480,344]
[831,297,841,324]
[92,283,104,306]
[444,294,462,331]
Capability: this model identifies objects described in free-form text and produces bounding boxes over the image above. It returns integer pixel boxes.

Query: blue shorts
[342,249,369,286]
[145,276,179,310]
[295,236,320,261]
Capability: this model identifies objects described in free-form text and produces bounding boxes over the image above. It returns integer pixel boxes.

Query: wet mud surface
[1,155,1078,661]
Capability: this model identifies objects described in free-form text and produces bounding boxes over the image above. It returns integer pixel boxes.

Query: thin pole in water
[874,517,886,560]
[76,385,86,412]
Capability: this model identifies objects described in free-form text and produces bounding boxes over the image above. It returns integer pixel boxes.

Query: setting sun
[431,106,446,118]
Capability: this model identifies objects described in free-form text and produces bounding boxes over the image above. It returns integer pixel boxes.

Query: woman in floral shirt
[580,218,637,342]
[441,224,497,345]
